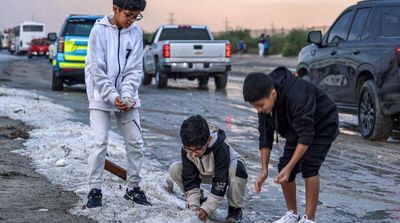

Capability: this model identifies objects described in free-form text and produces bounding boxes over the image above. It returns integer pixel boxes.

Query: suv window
[326,10,353,44]
[348,7,371,41]
[158,28,211,41]
[380,7,400,37]
[63,19,96,36]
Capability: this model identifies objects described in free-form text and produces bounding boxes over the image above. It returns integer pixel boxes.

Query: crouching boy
[169,115,248,222]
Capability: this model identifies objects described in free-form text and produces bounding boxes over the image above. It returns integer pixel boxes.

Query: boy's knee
[229,160,248,182]
[93,135,108,148]
[169,161,182,180]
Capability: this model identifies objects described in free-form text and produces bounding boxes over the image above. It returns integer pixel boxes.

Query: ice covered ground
[0,85,365,222]
[0,86,229,223]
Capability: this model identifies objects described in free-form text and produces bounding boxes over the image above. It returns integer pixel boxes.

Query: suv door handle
[353,50,360,55]
[330,50,337,56]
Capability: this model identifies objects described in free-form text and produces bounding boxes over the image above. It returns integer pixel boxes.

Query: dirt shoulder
[0,117,94,223]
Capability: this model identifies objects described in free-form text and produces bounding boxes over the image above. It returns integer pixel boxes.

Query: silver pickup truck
[143,25,231,89]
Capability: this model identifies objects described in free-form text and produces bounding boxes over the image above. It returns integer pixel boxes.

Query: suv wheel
[52,70,64,91]
[358,80,393,141]
[214,72,228,89]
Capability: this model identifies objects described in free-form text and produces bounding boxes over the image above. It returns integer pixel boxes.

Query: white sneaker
[298,215,316,223]
[272,210,300,223]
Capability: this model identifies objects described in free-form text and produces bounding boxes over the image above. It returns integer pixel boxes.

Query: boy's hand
[255,171,268,193]
[114,96,129,111]
[189,205,199,211]
[274,166,290,184]
[121,97,135,110]
[197,208,208,221]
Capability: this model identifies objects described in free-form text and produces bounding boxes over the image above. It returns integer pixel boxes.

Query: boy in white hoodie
[85,0,150,208]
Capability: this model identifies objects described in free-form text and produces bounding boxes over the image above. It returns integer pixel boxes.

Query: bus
[12,21,46,54]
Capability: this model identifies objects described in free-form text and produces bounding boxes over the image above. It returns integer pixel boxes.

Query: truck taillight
[58,37,64,53]
[396,47,400,67]
[163,44,170,58]
[225,43,231,58]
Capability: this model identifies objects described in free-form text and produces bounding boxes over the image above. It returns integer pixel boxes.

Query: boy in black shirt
[243,67,338,223]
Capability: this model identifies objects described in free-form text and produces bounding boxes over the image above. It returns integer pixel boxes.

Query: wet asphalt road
[0,52,399,223]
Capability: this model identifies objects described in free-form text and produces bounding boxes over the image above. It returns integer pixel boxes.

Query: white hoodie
[85,16,143,111]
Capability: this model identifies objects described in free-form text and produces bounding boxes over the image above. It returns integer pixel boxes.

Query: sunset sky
[0,0,358,33]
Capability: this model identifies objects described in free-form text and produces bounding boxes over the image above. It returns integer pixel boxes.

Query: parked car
[143,25,231,89]
[297,0,400,141]
[1,33,9,49]
[27,38,50,58]
[48,14,102,91]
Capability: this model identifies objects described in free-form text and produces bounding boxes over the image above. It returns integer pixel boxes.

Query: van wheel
[358,80,393,141]
[214,72,228,89]
[52,71,64,91]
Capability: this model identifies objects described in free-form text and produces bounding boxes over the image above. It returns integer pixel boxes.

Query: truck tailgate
[168,41,227,58]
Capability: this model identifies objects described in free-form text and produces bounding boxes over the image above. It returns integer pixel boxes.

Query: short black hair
[113,0,147,11]
[180,115,210,147]
[243,72,275,102]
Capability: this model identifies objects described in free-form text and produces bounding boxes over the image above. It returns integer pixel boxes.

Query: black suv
[297,0,400,141]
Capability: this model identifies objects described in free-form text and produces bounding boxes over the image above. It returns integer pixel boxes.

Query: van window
[348,8,371,41]
[23,25,44,32]
[158,28,211,41]
[327,10,353,44]
[63,19,96,36]
[380,7,400,37]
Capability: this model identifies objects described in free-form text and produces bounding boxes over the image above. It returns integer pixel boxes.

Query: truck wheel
[198,76,209,89]
[155,70,167,89]
[142,68,152,85]
[52,70,64,91]
[214,72,228,89]
[358,80,393,141]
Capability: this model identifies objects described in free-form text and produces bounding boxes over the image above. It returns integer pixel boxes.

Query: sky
[0,0,358,33]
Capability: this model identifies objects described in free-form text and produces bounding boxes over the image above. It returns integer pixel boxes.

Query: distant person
[263,35,270,56]
[84,0,151,208]
[237,39,246,58]
[258,33,266,57]
[169,115,248,222]
[242,67,339,223]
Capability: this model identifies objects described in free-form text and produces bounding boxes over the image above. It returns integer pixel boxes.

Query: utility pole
[271,22,275,35]
[168,13,175,24]
[225,18,230,32]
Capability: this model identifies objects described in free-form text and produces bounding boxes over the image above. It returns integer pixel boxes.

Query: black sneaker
[87,188,102,208]
[200,189,207,205]
[124,187,152,206]
[226,206,242,223]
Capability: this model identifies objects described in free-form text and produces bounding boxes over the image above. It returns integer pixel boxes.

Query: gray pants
[88,109,143,189]
[169,160,247,208]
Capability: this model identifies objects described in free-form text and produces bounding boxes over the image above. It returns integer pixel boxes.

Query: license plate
[193,63,203,69]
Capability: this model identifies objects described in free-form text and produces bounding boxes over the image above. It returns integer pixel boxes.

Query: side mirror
[143,38,150,46]
[47,32,57,42]
[307,31,322,46]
